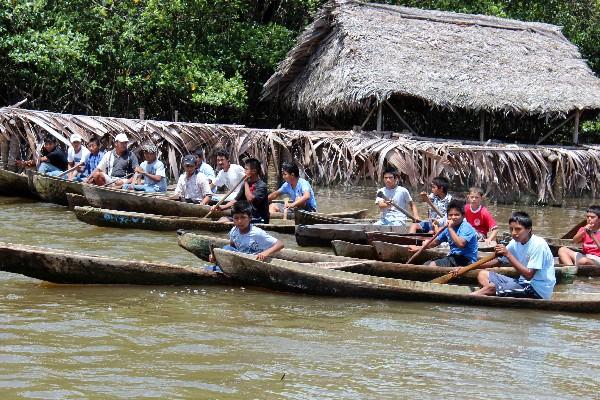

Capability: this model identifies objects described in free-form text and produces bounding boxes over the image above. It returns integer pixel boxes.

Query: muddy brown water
[1,186,599,399]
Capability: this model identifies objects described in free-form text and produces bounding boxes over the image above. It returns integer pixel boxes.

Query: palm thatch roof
[262,0,600,118]
[1,107,599,203]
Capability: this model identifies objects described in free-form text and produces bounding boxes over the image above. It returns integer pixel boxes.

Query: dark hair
[509,211,533,229]
[383,167,398,177]
[194,148,205,158]
[447,199,465,216]
[44,134,57,144]
[469,187,484,196]
[432,176,449,194]
[281,162,299,177]
[244,158,262,175]
[216,149,230,159]
[88,137,100,146]
[587,205,600,218]
[232,200,252,217]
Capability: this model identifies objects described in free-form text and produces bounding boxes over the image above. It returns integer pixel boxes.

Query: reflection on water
[1,189,600,399]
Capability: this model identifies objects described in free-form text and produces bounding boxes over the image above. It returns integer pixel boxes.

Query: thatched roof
[262,0,600,117]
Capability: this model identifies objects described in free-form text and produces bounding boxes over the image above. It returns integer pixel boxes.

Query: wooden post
[479,112,485,143]
[0,137,7,169]
[139,107,145,121]
[8,134,19,171]
[174,110,179,122]
[573,110,581,145]
[376,103,383,132]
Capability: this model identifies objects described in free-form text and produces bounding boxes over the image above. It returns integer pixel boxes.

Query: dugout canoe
[26,169,85,206]
[66,192,90,209]
[0,168,36,198]
[74,206,296,234]
[0,241,231,285]
[295,223,410,247]
[213,249,599,313]
[372,240,488,264]
[294,209,373,225]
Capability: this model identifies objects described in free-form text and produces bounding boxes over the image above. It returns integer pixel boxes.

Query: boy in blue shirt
[123,143,167,192]
[408,199,478,267]
[268,162,317,215]
[471,211,555,299]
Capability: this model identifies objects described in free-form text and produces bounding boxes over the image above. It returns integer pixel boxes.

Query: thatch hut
[262,0,600,144]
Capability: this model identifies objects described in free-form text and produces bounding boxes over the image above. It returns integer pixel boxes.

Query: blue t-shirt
[229,225,278,254]
[437,219,478,263]
[278,178,317,211]
[197,162,216,181]
[505,235,556,299]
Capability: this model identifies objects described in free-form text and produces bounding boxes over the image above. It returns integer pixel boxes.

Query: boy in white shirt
[123,143,167,192]
[212,149,246,202]
[169,154,212,204]
[66,134,90,180]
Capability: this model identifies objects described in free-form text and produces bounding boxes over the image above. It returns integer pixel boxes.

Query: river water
[1,187,599,399]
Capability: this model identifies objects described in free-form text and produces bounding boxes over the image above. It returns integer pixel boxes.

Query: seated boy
[558,205,600,267]
[268,162,317,215]
[66,134,90,180]
[374,167,418,226]
[213,200,284,262]
[168,154,212,204]
[408,199,478,267]
[16,135,68,176]
[471,211,555,299]
[123,143,167,192]
[465,187,498,243]
[409,176,452,234]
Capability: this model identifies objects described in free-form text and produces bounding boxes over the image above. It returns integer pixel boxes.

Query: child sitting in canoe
[408,176,452,234]
[168,154,212,204]
[408,198,478,267]
[465,187,498,243]
[471,211,555,299]
[123,143,167,193]
[268,162,317,215]
[210,200,284,262]
[374,167,418,226]
[558,205,600,267]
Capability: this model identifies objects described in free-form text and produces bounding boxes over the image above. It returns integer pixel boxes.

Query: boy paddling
[409,176,452,234]
[471,212,555,299]
[268,162,317,215]
[558,205,600,267]
[465,187,498,243]
[374,167,418,226]
[169,154,212,204]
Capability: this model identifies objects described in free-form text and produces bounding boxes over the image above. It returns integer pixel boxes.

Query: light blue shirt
[278,178,317,211]
[197,162,216,181]
[437,219,478,263]
[375,185,412,224]
[505,235,556,299]
[229,225,278,254]
[140,160,167,192]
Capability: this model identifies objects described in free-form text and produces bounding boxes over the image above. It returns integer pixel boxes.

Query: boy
[89,133,138,187]
[66,134,90,180]
[409,176,451,234]
[169,154,212,204]
[212,149,246,202]
[81,138,105,182]
[268,162,317,214]
[408,199,478,267]
[123,143,167,192]
[558,205,600,267]
[213,158,269,223]
[194,148,216,185]
[471,212,555,299]
[373,167,418,226]
[17,135,68,176]
[465,187,498,243]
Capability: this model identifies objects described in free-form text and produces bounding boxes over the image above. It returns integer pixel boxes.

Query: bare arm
[290,191,310,209]
[256,240,285,261]
[487,227,499,242]
[497,244,535,280]
[410,200,419,220]
[268,190,281,202]
[447,226,467,248]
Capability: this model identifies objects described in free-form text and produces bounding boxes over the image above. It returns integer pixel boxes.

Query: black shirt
[235,178,269,223]
[41,147,68,170]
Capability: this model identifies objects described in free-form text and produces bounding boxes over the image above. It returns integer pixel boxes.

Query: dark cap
[183,154,196,166]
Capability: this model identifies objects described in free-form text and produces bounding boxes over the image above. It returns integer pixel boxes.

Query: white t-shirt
[67,146,90,165]
[505,234,556,299]
[214,164,246,201]
[174,172,211,201]
[375,185,412,223]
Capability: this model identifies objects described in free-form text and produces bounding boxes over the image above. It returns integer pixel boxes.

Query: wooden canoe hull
[214,249,600,313]
[74,206,296,234]
[295,223,409,247]
[66,193,90,210]
[0,168,36,198]
[294,209,373,225]
[0,241,231,285]
[27,170,84,206]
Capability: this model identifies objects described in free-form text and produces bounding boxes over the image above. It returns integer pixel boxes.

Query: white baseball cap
[115,133,129,142]
[70,134,83,143]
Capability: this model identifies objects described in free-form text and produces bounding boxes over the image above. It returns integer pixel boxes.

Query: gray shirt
[97,150,139,177]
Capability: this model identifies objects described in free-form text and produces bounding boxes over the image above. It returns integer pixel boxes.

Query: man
[212,148,246,202]
[16,135,68,176]
[169,154,212,204]
[66,134,90,180]
[123,143,167,192]
[268,162,317,214]
[88,133,138,187]
[194,148,216,184]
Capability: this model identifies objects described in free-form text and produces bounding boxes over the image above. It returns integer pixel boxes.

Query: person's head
[431,176,449,197]
[142,142,158,163]
[216,149,231,170]
[194,148,205,167]
[508,211,533,243]
[382,167,398,189]
[182,154,197,176]
[43,135,57,152]
[232,200,252,231]
[244,158,262,179]
[87,138,100,154]
[446,198,465,226]
[468,187,485,208]
[281,162,300,183]
[586,205,600,228]
[114,133,129,155]
[70,134,83,152]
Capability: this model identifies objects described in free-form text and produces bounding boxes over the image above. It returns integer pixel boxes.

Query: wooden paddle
[376,190,420,222]
[406,224,448,264]
[204,175,248,219]
[283,198,289,221]
[420,192,443,217]
[57,162,84,178]
[429,253,498,284]
[561,219,586,239]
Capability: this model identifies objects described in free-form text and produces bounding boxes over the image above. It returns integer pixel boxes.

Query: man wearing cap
[169,154,212,204]
[123,143,167,192]
[88,133,138,187]
[194,148,216,184]
[66,134,90,180]
[17,134,68,176]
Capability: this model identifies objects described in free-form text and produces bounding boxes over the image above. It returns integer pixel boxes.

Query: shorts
[418,220,433,232]
[575,252,600,266]
[428,254,471,267]
[475,231,487,241]
[375,216,407,226]
[488,272,542,299]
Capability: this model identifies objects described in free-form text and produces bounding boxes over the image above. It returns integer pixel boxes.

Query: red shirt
[464,205,497,236]
[577,227,600,257]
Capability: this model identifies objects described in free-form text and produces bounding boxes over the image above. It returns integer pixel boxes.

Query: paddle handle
[561,218,586,239]
[204,175,247,219]
[429,252,498,284]
[423,194,443,218]
[406,225,447,264]
[57,162,84,178]
[376,191,419,222]
[283,198,289,221]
